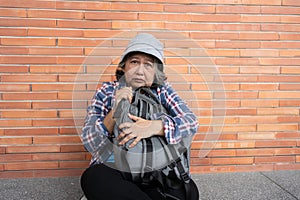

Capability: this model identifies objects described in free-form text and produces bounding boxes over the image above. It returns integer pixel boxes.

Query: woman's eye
[145,63,153,68]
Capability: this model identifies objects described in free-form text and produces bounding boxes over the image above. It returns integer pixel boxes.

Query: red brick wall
[0,0,299,178]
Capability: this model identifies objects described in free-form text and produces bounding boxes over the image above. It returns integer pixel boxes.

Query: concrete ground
[0,170,299,200]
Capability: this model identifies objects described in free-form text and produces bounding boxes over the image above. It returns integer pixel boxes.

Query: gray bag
[112,87,192,183]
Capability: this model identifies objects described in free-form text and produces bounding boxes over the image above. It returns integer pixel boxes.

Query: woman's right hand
[113,87,133,111]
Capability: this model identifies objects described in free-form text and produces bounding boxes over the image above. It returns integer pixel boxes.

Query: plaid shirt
[81,81,199,165]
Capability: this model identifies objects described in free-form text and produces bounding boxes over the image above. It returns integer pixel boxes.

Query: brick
[0,102,31,109]
[5,161,58,171]
[259,91,300,99]
[190,158,210,165]
[239,116,278,124]
[241,15,281,23]
[280,84,300,90]
[32,83,85,91]
[215,108,256,116]
[240,50,279,58]
[215,23,260,31]
[0,137,32,145]
[191,32,239,40]
[238,133,275,140]
[60,145,86,153]
[29,47,83,55]
[165,22,216,31]
[274,163,300,171]
[57,20,111,29]
[32,101,82,109]
[28,28,83,37]
[275,132,300,139]
[0,8,27,17]
[58,38,107,47]
[59,161,89,169]
[0,154,32,162]
[258,124,298,132]
[239,32,279,40]
[258,75,300,83]
[258,108,299,115]
[215,91,258,98]
[235,164,275,173]
[30,65,83,73]
[83,30,122,39]
[280,50,300,57]
[112,3,163,12]
[275,147,300,155]
[0,0,56,9]
[256,140,297,148]
[86,11,137,20]
[240,66,280,74]
[0,120,32,127]
[32,153,85,161]
[202,149,236,157]
[297,156,300,163]
[139,13,191,22]
[6,145,60,153]
[282,0,300,6]
[1,38,56,46]
[0,147,4,154]
[1,74,57,82]
[1,56,57,64]
[0,46,28,55]
[33,136,81,144]
[216,5,260,14]
[261,6,300,15]
[164,4,214,13]
[0,84,30,92]
[260,58,300,66]
[281,66,300,74]
[4,128,58,136]
[2,110,57,118]
[0,18,56,28]
[112,21,164,29]
[280,100,300,107]
[236,148,275,157]
[241,99,279,107]
[262,41,300,49]
[0,171,34,178]
[255,156,295,164]
[216,58,259,65]
[262,24,300,32]
[2,92,57,100]
[56,1,111,11]
[0,27,27,36]
[241,83,278,90]
[33,119,75,127]
[211,157,253,165]
[191,14,241,22]
[28,9,84,20]
[277,116,300,123]
[59,128,79,135]
[0,65,28,73]
[216,41,260,48]
[280,34,300,41]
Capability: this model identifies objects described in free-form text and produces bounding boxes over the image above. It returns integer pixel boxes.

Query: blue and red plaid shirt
[81,81,199,165]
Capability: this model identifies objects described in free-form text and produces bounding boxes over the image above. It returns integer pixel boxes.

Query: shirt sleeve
[81,82,115,157]
[153,82,199,144]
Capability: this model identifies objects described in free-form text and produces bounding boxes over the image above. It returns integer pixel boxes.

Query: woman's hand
[117,114,164,148]
[114,87,133,108]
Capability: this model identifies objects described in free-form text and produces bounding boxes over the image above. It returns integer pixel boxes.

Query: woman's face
[124,52,156,89]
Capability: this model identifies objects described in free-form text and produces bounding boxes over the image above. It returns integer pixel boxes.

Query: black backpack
[113,87,199,200]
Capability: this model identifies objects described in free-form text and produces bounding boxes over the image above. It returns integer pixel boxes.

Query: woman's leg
[80,163,152,200]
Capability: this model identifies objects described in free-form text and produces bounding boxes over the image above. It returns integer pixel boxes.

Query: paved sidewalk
[0,170,299,200]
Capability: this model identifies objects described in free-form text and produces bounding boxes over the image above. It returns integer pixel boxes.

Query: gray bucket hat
[120,33,164,70]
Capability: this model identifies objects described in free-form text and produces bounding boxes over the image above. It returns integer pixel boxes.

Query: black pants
[80,163,187,200]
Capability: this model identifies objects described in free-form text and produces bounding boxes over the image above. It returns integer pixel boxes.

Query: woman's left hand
[117,114,164,148]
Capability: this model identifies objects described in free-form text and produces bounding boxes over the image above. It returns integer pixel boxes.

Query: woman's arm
[157,82,199,144]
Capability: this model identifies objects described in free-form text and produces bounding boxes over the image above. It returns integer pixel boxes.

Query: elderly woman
[80,33,199,200]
